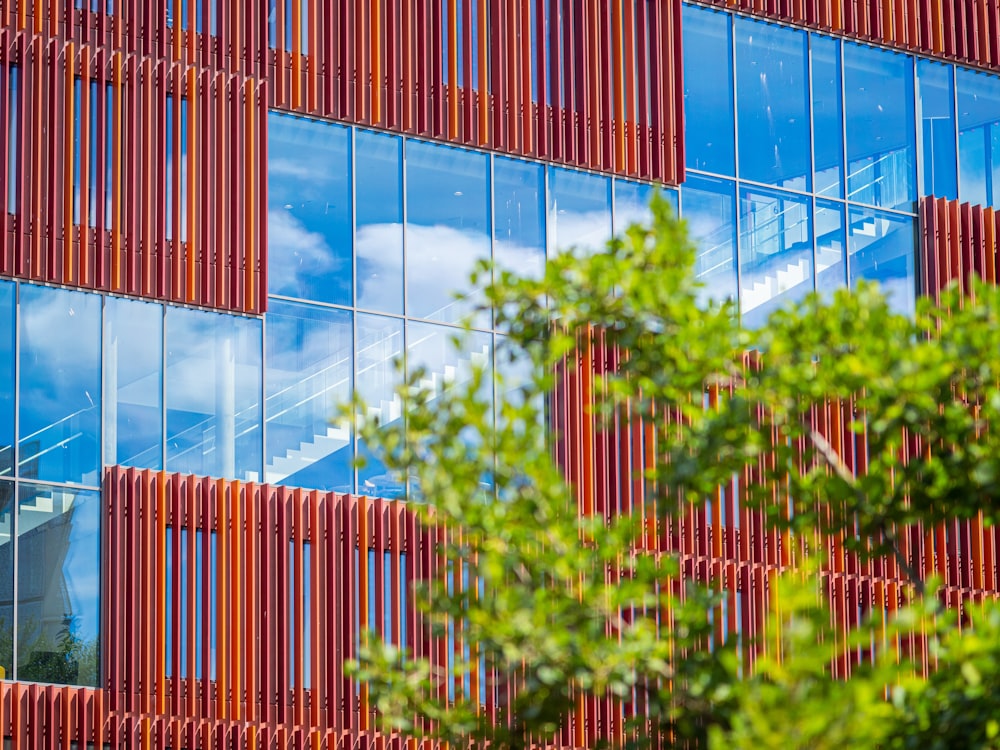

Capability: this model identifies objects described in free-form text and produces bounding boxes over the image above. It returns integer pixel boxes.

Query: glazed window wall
[267,111,671,496]
[683,4,928,317]
[0,280,264,489]
[0,279,265,687]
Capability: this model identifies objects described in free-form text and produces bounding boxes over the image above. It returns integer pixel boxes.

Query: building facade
[0,0,996,746]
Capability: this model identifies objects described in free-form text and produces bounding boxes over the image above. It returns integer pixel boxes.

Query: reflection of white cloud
[268,209,347,293]
[494,238,545,280]
[405,224,490,323]
[267,312,353,421]
[548,208,611,254]
[614,204,653,234]
[20,292,100,430]
[166,312,260,416]
[270,157,322,181]
[355,223,404,312]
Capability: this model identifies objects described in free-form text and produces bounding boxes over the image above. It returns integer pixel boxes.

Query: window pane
[844,43,916,211]
[19,285,101,486]
[166,307,262,481]
[958,67,1000,207]
[405,141,491,325]
[356,314,404,499]
[406,321,493,498]
[265,300,353,492]
[682,5,735,175]
[735,19,810,191]
[811,35,844,198]
[815,199,847,294]
[103,298,163,470]
[493,157,545,279]
[739,186,813,328]
[268,113,353,306]
[681,173,738,304]
[848,207,916,315]
[356,129,403,314]
[547,166,612,254]
[17,483,100,687]
[0,282,13,478]
[918,60,958,200]
[614,181,678,235]
[0,481,12,678]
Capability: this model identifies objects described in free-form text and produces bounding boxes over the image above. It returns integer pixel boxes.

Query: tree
[350,194,1000,749]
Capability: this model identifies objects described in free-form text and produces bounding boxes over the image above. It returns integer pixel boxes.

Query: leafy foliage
[350,195,1000,748]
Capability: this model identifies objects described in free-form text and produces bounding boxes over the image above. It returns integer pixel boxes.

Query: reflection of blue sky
[355,223,405,313]
[60,490,100,643]
[19,287,101,486]
[0,282,13,470]
[104,298,163,469]
[268,114,353,306]
[406,141,490,323]
[405,223,491,324]
[844,43,915,210]
[848,209,916,315]
[265,301,354,491]
[268,208,352,303]
[682,174,739,303]
[735,18,810,191]
[683,5,736,176]
[165,307,262,480]
[356,130,403,314]
[548,167,612,255]
[958,67,1000,207]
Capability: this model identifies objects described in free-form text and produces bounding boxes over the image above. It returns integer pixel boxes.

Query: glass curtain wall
[266,112,677,495]
[682,5,920,316]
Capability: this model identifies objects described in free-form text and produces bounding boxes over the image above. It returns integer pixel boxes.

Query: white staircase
[741,257,811,313]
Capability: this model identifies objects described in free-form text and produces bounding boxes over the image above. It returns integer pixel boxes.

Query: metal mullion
[10,280,17,681]
[808,32,819,294]
[953,64,961,202]
[729,12,743,317]
[911,55,924,296]
[840,38,852,287]
[162,302,168,473]
[398,131,410,498]
[261,298,268,486]
[349,124,358,494]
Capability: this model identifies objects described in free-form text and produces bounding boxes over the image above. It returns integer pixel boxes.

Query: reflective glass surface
[265,300,353,492]
[356,130,404,314]
[811,36,844,198]
[613,181,677,235]
[103,298,163,469]
[0,482,12,678]
[739,186,813,328]
[268,113,353,306]
[681,173,739,303]
[683,5,736,175]
[0,283,12,478]
[405,141,491,325]
[815,199,848,294]
[958,67,1000,207]
[406,322,493,492]
[166,307,262,481]
[848,207,916,315]
[17,483,100,686]
[918,60,958,200]
[547,166,612,254]
[844,43,916,211]
[735,19,810,191]
[355,314,404,499]
[19,286,101,486]
[493,157,545,279]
